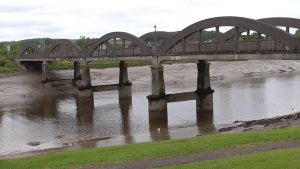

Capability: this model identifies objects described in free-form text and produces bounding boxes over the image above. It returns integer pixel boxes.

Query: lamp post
[153,25,158,46]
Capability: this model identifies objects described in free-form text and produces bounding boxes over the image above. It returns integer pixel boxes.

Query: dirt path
[84,140,300,169]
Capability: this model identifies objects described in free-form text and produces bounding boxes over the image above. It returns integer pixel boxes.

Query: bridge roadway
[13,16,300,116]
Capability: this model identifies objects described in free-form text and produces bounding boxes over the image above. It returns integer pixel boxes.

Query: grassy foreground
[0,127,300,169]
[160,148,300,169]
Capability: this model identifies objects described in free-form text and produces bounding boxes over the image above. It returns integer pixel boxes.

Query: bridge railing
[167,40,288,55]
[45,49,82,59]
[88,47,147,58]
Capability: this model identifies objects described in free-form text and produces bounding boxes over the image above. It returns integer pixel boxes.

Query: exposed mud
[219,112,300,133]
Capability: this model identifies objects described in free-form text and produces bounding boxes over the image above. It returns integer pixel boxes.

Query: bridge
[13,16,300,116]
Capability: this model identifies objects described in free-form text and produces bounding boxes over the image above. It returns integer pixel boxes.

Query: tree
[76,35,89,48]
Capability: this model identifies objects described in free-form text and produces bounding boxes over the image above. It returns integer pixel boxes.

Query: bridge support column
[41,61,52,89]
[78,61,93,98]
[118,61,132,98]
[73,61,82,86]
[147,65,167,112]
[196,60,214,96]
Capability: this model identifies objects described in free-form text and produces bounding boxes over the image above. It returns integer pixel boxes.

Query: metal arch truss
[16,16,300,60]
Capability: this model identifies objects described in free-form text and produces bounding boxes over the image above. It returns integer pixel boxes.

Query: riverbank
[1,126,299,169]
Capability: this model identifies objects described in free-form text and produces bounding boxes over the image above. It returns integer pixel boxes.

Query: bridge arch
[45,39,82,59]
[87,32,151,57]
[219,17,300,41]
[18,43,43,59]
[162,16,300,53]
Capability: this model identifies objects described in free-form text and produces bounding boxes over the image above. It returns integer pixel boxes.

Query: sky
[0,0,299,41]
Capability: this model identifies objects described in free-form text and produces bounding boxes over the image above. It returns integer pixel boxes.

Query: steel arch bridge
[15,16,300,63]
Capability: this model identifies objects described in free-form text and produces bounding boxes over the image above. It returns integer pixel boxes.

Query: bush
[0,56,7,66]
[5,60,17,68]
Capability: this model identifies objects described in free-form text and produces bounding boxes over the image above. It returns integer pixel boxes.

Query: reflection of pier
[148,93,215,141]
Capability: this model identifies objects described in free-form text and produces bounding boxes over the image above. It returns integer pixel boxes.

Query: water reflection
[149,110,170,141]
[76,97,94,124]
[148,93,215,141]
[196,94,215,134]
[119,95,133,144]
[24,95,59,119]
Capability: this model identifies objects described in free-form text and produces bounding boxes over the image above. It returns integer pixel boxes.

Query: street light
[153,25,158,46]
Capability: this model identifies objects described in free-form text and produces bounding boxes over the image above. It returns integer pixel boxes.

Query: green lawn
[160,148,300,169]
[0,127,300,169]
[0,66,17,73]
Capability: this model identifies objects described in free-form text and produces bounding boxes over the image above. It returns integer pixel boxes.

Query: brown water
[1,69,300,156]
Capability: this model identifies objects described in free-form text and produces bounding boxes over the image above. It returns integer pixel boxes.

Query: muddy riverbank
[219,112,300,133]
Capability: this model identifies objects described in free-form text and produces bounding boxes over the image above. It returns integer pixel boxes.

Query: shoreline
[2,111,300,159]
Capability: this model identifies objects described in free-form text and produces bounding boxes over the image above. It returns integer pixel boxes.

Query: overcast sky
[0,0,299,41]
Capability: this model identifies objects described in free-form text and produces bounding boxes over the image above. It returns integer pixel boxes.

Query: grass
[0,66,17,73]
[0,56,18,74]
[48,60,152,70]
[159,148,300,169]
[0,127,300,169]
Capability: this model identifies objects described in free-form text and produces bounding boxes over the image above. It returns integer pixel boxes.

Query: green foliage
[161,148,300,169]
[75,35,90,48]
[0,43,18,73]
[0,67,17,73]
[0,127,299,169]
[296,29,300,37]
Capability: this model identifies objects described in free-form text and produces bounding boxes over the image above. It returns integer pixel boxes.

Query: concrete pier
[118,61,132,98]
[147,64,167,112]
[73,61,82,86]
[196,60,214,96]
[41,61,52,89]
[78,61,93,98]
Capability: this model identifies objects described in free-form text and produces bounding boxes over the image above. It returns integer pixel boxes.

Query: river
[1,61,300,156]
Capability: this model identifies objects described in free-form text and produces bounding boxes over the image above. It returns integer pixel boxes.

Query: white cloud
[0,0,299,41]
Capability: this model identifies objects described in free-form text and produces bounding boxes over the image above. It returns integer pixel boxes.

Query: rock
[27,141,41,146]
[56,135,63,138]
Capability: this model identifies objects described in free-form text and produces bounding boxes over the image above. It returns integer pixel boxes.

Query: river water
[1,63,300,156]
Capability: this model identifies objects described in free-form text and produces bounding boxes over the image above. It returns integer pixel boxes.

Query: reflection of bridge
[13,16,300,114]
